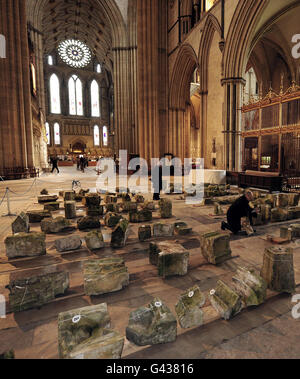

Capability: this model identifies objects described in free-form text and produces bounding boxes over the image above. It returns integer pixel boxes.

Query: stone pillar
[0,0,34,173]
[221,78,245,171]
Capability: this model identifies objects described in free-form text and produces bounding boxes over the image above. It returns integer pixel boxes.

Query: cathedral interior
[0,0,300,361]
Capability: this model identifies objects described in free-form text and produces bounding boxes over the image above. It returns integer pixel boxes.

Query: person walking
[221,189,258,235]
[80,155,85,173]
[51,156,60,174]
[152,161,163,201]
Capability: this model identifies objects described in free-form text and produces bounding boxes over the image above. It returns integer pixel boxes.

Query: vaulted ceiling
[42,0,113,67]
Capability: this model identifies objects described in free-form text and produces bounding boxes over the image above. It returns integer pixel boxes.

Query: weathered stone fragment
[58,303,111,359]
[261,247,295,293]
[38,195,58,204]
[26,210,52,223]
[174,222,192,235]
[200,198,214,206]
[64,201,77,219]
[55,235,82,253]
[85,231,105,250]
[214,203,224,215]
[126,298,177,346]
[104,195,118,204]
[280,224,300,240]
[142,201,156,211]
[12,212,30,234]
[271,208,288,222]
[106,203,121,213]
[5,232,46,258]
[277,193,300,208]
[69,329,124,359]
[209,280,242,320]
[152,223,174,237]
[287,206,300,220]
[40,189,48,195]
[104,212,123,228]
[200,231,232,265]
[232,267,267,306]
[175,286,205,329]
[41,217,72,234]
[0,350,15,359]
[260,204,271,222]
[129,209,152,223]
[86,205,104,217]
[159,199,172,218]
[121,193,131,203]
[83,258,129,296]
[77,216,101,231]
[111,219,130,248]
[44,202,60,212]
[138,225,152,241]
[135,194,145,203]
[121,202,137,213]
[7,271,69,312]
[64,191,75,201]
[85,194,101,207]
[149,241,189,277]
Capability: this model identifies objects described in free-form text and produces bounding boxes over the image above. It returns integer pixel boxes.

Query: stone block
[12,212,30,234]
[44,202,60,212]
[86,205,104,218]
[134,194,145,203]
[121,193,131,203]
[261,247,295,293]
[111,219,130,248]
[126,298,177,346]
[159,198,172,218]
[77,217,101,231]
[232,267,267,306]
[142,201,156,211]
[85,231,105,250]
[41,217,72,234]
[64,191,75,201]
[175,286,205,329]
[38,195,58,204]
[106,203,121,213]
[149,241,189,277]
[55,235,82,253]
[121,202,137,213]
[26,210,52,223]
[271,208,288,222]
[5,232,46,259]
[174,222,192,235]
[209,280,242,320]
[64,201,77,219]
[85,194,101,207]
[104,195,118,204]
[83,258,129,296]
[287,206,300,220]
[280,224,300,241]
[104,212,123,228]
[40,189,48,195]
[129,209,152,223]
[200,232,232,265]
[7,271,69,313]
[138,225,152,241]
[152,223,174,238]
[260,204,271,222]
[69,329,124,360]
[58,303,111,359]
[214,203,224,215]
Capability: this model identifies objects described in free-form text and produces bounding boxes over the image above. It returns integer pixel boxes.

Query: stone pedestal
[85,231,105,251]
[12,212,30,234]
[58,303,111,359]
[111,219,130,248]
[209,280,242,320]
[200,232,232,265]
[159,199,172,218]
[232,267,267,306]
[126,298,177,346]
[41,217,72,234]
[64,201,76,219]
[261,247,295,293]
[83,258,129,296]
[175,286,205,329]
[7,271,69,312]
[5,232,46,258]
[149,241,189,277]
[55,236,82,253]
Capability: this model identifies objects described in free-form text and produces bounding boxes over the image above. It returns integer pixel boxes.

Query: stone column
[0,0,34,172]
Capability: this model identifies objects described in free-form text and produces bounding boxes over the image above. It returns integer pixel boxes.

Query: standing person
[221,189,258,235]
[76,156,80,170]
[152,161,163,201]
[51,156,60,174]
[80,155,85,173]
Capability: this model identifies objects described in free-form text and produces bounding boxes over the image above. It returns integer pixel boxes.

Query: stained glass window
[69,75,83,116]
[91,80,100,117]
[94,125,100,146]
[49,74,61,114]
[54,123,60,145]
[103,126,108,146]
[45,122,50,145]
[58,39,92,68]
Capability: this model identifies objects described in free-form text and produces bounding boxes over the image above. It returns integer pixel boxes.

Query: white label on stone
[155,301,162,308]
[188,291,194,298]
[210,289,216,296]
[72,315,81,324]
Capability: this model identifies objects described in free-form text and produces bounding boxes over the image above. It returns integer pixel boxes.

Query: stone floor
[0,167,299,359]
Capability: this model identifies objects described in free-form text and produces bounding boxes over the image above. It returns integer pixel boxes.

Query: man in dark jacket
[51,156,60,174]
[221,190,258,234]
[152,162,163,201]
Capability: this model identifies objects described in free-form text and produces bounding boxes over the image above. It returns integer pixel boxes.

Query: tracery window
[91,80,100,117]
[49,74,61,114]
[103,126,108,146]
[54,122,61,145]
[94,125,100,146]
[69,75,83,116]
[45,122,50,145]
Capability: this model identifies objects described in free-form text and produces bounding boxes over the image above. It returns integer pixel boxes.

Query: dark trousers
[223,211,242,234]
[51,165,59,173]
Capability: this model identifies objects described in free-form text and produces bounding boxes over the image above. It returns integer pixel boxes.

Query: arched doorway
[72,142,85,154]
